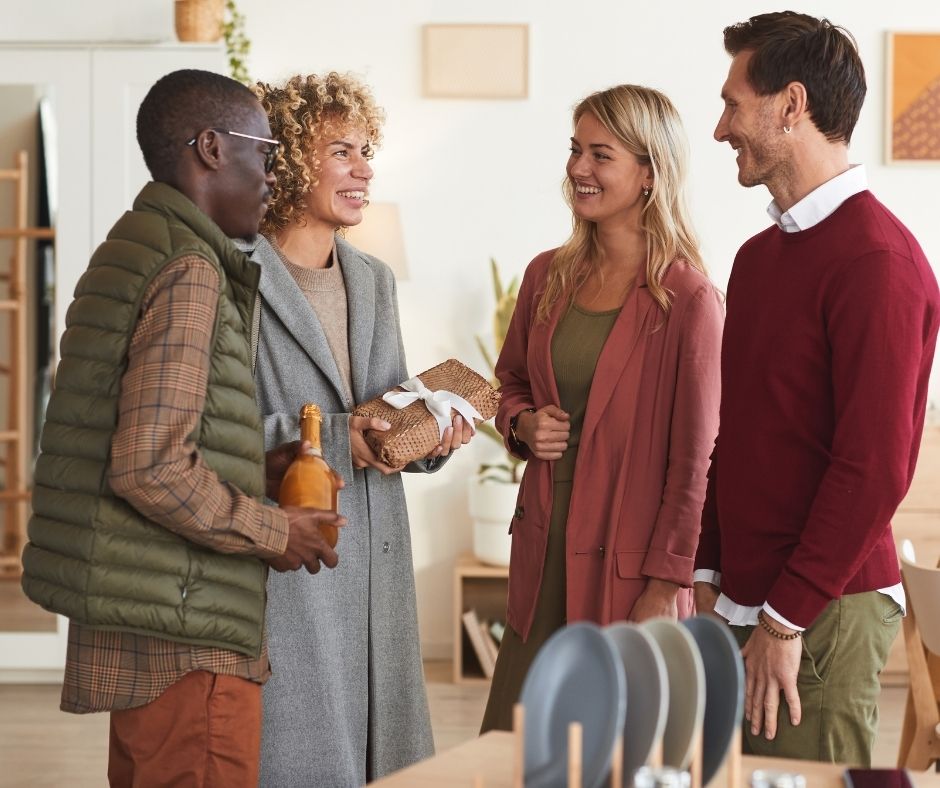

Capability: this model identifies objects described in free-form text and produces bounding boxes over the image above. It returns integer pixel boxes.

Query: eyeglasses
[187,128,281,173]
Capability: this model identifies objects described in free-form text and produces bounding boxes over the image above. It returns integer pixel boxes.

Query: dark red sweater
[696,190,940,627]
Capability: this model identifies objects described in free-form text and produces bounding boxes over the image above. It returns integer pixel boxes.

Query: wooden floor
[0,662,910,787]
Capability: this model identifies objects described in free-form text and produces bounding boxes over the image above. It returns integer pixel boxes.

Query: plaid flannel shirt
[61,255,288,713]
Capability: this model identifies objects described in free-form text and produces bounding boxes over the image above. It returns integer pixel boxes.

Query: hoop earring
[783,125,792,134]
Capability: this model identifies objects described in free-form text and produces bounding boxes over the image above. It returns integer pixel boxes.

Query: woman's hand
[629,578,680,622]
[349,415,405,475]
[425,414,475,460]
[515,405,570,460]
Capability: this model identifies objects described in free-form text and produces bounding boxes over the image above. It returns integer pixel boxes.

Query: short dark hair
[723,11,866,143]
[136,69,259,181]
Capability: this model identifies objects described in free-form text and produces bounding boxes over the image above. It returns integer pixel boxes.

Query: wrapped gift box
[353,358,500,467]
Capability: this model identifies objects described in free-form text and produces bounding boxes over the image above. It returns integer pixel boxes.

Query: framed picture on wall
[422,24,528,99]
[885,31,940,164]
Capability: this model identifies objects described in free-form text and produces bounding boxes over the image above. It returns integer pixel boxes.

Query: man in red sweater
[695,11,940,766]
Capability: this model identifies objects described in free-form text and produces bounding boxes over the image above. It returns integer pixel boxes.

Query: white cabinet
[89,46,227,249]
[0,43,224,341]
[0,42,224,679]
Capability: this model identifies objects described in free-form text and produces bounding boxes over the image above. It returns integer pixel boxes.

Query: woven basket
[175,0,225,43]
[354,359,500,467]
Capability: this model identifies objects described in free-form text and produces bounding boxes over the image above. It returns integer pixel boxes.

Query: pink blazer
[496,250,723,641]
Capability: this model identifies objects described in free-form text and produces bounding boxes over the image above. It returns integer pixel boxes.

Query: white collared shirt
[694,164,906,630]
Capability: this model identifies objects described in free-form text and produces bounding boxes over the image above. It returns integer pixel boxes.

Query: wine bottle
[279,403,341,548]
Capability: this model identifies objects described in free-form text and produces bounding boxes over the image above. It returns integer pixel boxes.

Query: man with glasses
[22,69,343,786]
[187,128,281,174]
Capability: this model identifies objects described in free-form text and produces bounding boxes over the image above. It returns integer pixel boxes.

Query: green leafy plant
[475,258,523,484]
[222,0,251,85]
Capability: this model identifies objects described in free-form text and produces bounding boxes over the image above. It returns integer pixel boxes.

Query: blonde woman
[249,72,470,786]
[481,85,723,731]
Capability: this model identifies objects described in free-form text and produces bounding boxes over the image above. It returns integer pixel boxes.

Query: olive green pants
[731,591,902,767]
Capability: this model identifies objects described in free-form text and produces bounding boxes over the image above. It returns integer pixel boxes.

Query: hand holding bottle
[265,440,302,502]
[269,506,345,574]
[279,405,344,548]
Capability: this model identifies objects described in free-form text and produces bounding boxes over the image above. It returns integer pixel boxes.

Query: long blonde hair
[537,85,704,322]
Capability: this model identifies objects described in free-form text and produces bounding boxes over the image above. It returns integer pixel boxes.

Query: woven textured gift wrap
[353,359,500,467]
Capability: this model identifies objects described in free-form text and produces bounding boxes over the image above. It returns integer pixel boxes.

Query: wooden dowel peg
[568,721,582,788]
[512,703,525,788]
[648,738,664,769]
[610,734,623,788]
[727,726,743,788]
[690,727,703,788]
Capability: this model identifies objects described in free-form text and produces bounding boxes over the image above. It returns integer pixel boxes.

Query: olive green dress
[481,303,621,732]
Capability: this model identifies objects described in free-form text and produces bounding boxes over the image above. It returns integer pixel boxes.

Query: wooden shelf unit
[883,423,940,685]
[452,553,509,684]
[0,151,52,577]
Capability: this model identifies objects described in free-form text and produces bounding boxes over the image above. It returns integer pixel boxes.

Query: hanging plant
[222,0,252,85]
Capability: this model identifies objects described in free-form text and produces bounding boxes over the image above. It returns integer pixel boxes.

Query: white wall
[239,0,940,656]
[2,0,939,659]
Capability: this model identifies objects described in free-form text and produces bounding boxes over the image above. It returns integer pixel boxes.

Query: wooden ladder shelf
[0,151,54,577]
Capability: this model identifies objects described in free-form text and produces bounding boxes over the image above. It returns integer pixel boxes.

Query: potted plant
[469,259,522,566]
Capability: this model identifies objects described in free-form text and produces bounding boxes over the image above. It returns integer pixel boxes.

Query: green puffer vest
[22,182,269,658]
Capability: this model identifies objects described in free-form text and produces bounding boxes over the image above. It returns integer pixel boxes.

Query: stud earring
[783,125,792,134]
[642,186,651,198]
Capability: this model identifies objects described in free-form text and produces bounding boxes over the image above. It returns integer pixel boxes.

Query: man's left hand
[741,620,803,740]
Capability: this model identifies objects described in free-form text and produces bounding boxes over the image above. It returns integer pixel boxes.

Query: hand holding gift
[353,359,500,468]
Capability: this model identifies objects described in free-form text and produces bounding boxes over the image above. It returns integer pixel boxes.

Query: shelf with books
[452,553,509,684]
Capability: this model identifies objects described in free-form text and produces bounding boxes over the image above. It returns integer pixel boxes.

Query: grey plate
[603,623,669,782]
[682,615,745,784]
[520,622,627,788]
[642,619,706,770]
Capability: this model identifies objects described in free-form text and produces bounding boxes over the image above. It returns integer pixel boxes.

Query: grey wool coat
[247,234,434,787]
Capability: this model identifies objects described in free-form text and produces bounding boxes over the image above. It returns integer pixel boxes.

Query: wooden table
[371,731,940,786]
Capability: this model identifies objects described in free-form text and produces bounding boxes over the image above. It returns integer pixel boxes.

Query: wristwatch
[509,408,536,447]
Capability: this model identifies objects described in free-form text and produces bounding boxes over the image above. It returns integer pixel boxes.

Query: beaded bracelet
[757,610,802,640]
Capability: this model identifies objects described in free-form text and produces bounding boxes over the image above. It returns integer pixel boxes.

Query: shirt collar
[767,164,868,233]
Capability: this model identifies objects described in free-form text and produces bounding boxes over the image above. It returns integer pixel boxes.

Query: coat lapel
[529,298,565,409]
[335,236,376,405]
[250,236,349,405]
[579,281,658,446]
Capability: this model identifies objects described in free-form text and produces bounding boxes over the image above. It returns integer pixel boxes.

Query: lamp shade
[343,202,408,280]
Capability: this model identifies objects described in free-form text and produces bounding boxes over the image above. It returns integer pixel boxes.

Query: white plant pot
[468,476,519,567]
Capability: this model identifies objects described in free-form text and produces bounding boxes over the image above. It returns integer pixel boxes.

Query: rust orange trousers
[108,671,261,787]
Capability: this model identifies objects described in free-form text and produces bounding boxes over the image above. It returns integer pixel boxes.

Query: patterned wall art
[885,32,940,164]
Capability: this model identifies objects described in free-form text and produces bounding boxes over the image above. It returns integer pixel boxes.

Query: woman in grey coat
[249,73,472,786]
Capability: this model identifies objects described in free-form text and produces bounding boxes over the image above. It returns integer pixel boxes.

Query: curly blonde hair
[254,72,385,234]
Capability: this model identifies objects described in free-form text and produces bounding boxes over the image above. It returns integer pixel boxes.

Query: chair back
[900,543,940,657]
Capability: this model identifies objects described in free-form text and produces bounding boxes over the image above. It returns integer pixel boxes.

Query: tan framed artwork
[423,24,528,99]
[885,31,940,164]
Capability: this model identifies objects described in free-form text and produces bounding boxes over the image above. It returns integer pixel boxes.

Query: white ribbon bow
[382,376,481,439]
